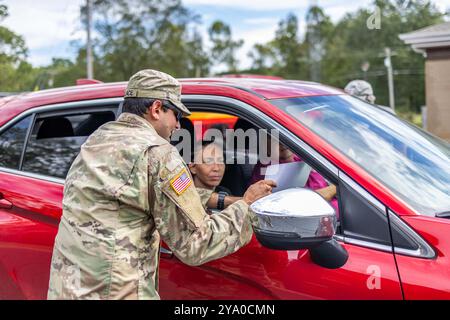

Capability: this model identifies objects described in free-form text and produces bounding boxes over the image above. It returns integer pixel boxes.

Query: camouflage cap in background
[344,80,376,104]
[125,69,191,116]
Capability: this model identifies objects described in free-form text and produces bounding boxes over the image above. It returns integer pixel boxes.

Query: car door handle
[160,247,173,259]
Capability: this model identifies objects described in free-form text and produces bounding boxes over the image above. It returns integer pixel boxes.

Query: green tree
[324,0,444,112]
[271,14,305,79]
[247,0,445,113]
[84,0,207,80]
[247,14,306,79]
[40,0,211,87]
[247,43,277,74]
[208,20,243,73]
[185,30,210,77]
[0,3,26,64]
[304,6,333,81]
[0,1,39,92]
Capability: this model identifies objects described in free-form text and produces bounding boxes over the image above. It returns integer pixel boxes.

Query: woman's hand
[315,184,337,202]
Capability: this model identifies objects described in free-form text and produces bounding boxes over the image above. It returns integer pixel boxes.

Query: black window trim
[388,210,436,259]
[338,156,434,259]
[18,112,36,171]
[34,106,117,120]
[339,171,385,213]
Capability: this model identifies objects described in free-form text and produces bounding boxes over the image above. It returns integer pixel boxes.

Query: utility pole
[86,0,94,79]
[384,47,395,111]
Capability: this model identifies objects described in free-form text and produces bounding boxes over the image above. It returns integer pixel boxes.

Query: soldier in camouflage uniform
[344,80,395,114]
[47,69,275,300]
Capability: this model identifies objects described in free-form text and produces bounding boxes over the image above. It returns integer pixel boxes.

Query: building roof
[399,21,450,52]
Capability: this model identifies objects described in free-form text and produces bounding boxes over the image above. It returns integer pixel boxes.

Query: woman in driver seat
[189,140,242,212]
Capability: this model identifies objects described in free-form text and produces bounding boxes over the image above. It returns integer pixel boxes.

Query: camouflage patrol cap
[344,80,376,104]
[125,69,191,116]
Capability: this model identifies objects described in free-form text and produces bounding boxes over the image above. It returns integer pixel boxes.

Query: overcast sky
[3,0,450,72]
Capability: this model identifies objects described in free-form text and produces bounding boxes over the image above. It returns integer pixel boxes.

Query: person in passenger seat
[189,140,243,212]
[250,137,340,218]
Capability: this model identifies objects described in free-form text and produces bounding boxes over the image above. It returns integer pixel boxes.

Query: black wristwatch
[217,191,228,210]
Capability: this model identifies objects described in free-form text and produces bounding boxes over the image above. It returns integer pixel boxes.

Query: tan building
[400,22,450,142]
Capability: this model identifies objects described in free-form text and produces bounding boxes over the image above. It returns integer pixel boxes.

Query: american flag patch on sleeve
[170,169,192,195]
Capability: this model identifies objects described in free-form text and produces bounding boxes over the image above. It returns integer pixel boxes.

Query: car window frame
[22,107,117,179]
[0,97,122,184]
[182,94,434,259]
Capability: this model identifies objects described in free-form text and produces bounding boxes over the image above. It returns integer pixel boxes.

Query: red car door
[392,214,450,300]
[158,177,403,300]
[0,105,117,299]
[0,113,62,299]
[158,106,403,299]
[0,171,62,299]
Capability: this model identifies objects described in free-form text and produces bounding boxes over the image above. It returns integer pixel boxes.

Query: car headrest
[37,117,74,140]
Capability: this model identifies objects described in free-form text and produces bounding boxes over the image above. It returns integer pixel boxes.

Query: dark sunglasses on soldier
[162,101,183,122]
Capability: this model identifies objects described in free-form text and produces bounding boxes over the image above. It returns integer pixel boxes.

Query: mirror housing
[250,188,348,269]
[250,188,336,250]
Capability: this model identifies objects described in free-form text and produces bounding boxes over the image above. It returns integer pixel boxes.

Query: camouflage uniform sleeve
[148,144,253,266]
[196,187,214,209]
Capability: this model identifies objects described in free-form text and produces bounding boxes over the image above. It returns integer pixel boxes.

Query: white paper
[262,161,312,192]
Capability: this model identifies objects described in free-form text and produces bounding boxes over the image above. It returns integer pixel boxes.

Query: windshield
[270,95,450,217]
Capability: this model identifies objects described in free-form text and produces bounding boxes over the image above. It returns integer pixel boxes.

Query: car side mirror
[250,188,348,269]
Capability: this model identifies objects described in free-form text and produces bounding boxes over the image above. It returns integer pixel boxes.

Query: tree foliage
[246,0,444,112]
[81,0,211,81]
[36,0,211,88]
[0,0,447,113]
[0,1,38,92]
[208,20,243,72]
[322,0,444,111]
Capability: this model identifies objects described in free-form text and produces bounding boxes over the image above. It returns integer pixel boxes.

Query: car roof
[179,78,343,99]
[0,78,343,127]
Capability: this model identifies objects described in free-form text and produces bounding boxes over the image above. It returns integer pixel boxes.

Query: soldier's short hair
[122,97,174,118]
[123,97,156,117]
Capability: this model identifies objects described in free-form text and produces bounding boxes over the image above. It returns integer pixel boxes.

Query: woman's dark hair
[122,97,174,117]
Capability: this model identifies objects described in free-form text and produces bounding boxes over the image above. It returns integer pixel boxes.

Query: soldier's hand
[243,180,277,205]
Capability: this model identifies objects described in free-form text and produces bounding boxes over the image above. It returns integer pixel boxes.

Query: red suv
[0,78,449,299]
